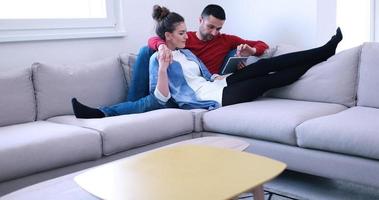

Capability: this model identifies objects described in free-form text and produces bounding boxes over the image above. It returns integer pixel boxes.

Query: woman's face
[166,22,188,49]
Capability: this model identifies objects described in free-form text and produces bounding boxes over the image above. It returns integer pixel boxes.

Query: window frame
[374,0,379,41]
[0,0,125,43]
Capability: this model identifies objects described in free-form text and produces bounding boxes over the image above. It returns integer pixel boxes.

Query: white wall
[218,0,336,48]
[0,0,337,71]
[122,0,215,54]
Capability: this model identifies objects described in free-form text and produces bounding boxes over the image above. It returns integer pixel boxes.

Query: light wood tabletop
[75,145,286,200]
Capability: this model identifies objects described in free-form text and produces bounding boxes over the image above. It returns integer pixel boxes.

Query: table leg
[251,185,264,200]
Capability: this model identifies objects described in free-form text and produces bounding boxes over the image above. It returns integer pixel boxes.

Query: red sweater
[148,31,268,74]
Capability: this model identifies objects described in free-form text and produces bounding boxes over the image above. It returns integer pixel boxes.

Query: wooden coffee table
[75,145,286,200]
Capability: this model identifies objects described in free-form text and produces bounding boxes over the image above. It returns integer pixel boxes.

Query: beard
[199,29,214,41]
[204,34,214,41]
[200,33,214,41]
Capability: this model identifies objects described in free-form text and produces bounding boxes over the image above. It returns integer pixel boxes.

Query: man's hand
[158,44,172,64]
[237,61,247,70]
[236,44,256,57]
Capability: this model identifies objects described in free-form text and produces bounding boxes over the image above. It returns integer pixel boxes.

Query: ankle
[71,98,105,119]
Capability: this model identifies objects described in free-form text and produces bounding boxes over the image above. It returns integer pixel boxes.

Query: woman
[72,5,342,118]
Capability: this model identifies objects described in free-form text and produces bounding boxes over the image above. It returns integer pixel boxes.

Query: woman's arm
[155,48,171,98]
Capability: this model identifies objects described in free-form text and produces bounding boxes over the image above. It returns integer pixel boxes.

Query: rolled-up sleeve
[154,88,171,103]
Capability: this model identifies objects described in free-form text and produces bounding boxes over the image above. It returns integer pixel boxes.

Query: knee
[138,46,155,57]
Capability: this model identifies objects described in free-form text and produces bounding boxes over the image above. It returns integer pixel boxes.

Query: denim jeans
[100,93,164,116]
[127,46,155,101]
[100,45,183,117]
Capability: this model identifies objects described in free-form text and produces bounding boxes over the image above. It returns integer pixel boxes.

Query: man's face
[198,15,225,41]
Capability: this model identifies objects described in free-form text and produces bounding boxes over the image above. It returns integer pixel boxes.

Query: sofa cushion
[296,106,379,160]
[48,109,194,155]
[0,121,101,182]
[357,42,379,108]
[265,45,361,107]
[119,53,137,90]
[202,98,347,145]
[0,68,35,127]
[32,57,127,120]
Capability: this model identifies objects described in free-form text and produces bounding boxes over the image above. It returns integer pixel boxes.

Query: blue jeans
[100,93,164,116]
[99,45,182,117]
[100,46,157,117]
[127,46,155,101]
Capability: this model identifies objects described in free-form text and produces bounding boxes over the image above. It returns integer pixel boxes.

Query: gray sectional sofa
[1,42,379,196]
[203,43,379,188]
[0,55,196,195]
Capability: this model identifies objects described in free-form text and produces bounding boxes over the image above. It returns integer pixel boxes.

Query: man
[128,4,269,101]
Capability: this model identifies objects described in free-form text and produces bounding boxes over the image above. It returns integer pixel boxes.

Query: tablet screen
[220,57,248,75]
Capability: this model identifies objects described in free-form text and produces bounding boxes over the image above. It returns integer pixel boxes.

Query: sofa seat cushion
[0,121,101,182]
[0,68,35,127]
[48,109,194,155]
[296,106,379,160]
[202,98,347,145]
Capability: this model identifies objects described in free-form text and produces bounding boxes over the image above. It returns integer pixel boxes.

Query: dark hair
[201,4,226,20]
[152,5,184,40]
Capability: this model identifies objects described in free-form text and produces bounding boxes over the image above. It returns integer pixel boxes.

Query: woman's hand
[237,61,247,70]
[214,75,225,80]
[211,74,226,81]
[158,45,172,71]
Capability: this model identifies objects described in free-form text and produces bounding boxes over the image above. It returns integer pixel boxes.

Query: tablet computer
[220,57,248,75]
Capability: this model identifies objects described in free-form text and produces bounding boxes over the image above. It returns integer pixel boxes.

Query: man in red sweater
[128,4,268,101]
[149,4,268,74]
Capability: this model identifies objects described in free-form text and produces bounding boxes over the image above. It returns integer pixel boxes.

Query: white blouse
[172,50,227,105]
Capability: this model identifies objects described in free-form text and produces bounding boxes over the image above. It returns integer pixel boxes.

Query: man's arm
[148,36,173,64]
[245,40,269,56]
[226,34,269,56]
[148,36,166,50]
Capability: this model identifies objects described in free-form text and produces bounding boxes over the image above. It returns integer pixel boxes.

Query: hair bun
[152,5,170,22]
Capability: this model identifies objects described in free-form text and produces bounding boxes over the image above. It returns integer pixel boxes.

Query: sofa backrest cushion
[32,57,127,120]
[272,44,301,56]
[119,53,137,90]
[357,42,379,108]
[265,45,361,107]
[0,68,36,126]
